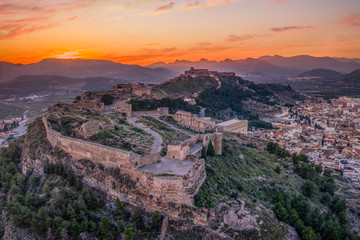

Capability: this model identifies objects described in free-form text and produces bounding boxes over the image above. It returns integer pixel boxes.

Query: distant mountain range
[296,69,344,79]
[148,55,360,83]
[0,75,127,99]
[0,55,359,99]
[287,68,360,98]
[0,58,176,83]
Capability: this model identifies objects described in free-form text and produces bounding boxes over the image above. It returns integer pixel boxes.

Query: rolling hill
[297,68,344,79]
[0,58,177,83]
[0,75,126,98]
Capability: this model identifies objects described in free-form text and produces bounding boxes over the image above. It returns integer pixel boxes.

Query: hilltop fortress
[41,103,222,224]
[39,68,253,225]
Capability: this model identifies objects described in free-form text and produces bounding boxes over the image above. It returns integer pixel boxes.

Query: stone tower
[214,132,223,155]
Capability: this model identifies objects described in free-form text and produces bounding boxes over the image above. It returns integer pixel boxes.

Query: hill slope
[0,75,126,98]
[297,68,344,78]
[258,55,360,73]
[0,58,177,83]
[156,68,305,119]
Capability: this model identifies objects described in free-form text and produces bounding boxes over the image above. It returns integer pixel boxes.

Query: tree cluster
[0,142,163,239]
[266,142,291,158]
[273,189,356,240]
[101,93,114,105]
[130,98,200,114]
[0,120,19,132]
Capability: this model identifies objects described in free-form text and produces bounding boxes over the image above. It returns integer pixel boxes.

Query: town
[251,97,360,187]
[0,115,28,148]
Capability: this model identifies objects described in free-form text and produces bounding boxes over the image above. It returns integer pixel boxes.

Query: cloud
[270,26,313,32]
[336,14,360,27]
[49,50,83,59]
[190,45,231,52]
[0,0,106,39]
[207,0,233,8]
[68,16,78,21]
[182,1,201,10]
[153,2,174,15]
[144,43,160,46]
[227,34,262,42]
[266,0,289,6]
[0,17,59,40]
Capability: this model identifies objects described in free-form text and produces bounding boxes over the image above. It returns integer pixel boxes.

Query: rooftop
[217,119,247,127]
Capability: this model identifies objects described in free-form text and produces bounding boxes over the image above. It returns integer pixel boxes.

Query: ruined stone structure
[41,115,220,215]
[74,120,115,139]
[115,102,168,118]
[173,110,214,133]
[111,83,152,97]
[166,133,222,161]
[114,102,133,117]
[217,119,248,135]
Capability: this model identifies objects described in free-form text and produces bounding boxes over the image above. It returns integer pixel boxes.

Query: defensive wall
[166,133,222,161]
[172,110,214,133]
[41,115,210,210]
[42,116,159,170]
[114,102,169,118]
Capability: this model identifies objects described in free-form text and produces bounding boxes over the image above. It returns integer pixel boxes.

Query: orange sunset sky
[1,0,359,66]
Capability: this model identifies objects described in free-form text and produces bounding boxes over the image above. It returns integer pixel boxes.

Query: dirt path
[127,117,163,154]
[154,116,195,138]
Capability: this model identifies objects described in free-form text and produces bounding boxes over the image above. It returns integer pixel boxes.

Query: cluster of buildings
[250,97,360,187]
[0,116,28,149]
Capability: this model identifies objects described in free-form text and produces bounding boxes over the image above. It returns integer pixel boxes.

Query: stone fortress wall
[114,102,169,118]
[172,110,214,133]
[41,115,217,209]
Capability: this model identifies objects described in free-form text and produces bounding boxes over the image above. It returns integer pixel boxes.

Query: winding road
[127,117,163,154]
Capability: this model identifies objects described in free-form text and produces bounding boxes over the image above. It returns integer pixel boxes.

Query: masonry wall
[173,111,214,133]
[42,116,133,169]
[151,159,206,206]
[42,115,208,218]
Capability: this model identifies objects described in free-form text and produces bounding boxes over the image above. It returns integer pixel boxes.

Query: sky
[0,0,359,65]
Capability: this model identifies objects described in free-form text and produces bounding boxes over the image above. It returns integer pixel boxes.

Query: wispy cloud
[207,0,233,8]
[181,1,201,10]
[266,0,289,6]
[153,2,174,15]
[270,26,313,32]
[0,0,106,39]
[0,17,59,40]
[49,50,83,59]
[336,14,360,27]
[227,34,271,42]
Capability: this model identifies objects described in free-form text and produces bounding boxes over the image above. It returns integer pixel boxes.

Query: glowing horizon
[1,0,360,66]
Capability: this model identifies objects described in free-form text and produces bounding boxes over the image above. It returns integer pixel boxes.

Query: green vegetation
[100,93,114,105]
[270,151,359,240]
[195,140,299,209]
[89,126,154,155]
[266,141,291,158]
[195,140,297,239]
[138,116,190,155]
[194,138,360,239]
[196,79,276,120]
[129,98,200,114]
[158,75,218,95]
[249,120,273,129]
[0,118,163,239]
[160,115,200,134]
[47,112,86,137]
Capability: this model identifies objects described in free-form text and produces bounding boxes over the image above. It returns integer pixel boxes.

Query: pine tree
[207,141,215,157]
[201,147,207,159]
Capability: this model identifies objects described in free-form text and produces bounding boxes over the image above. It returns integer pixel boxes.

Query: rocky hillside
[0,118,359,239]
[155,69,305,120]
[297,69,343,79]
